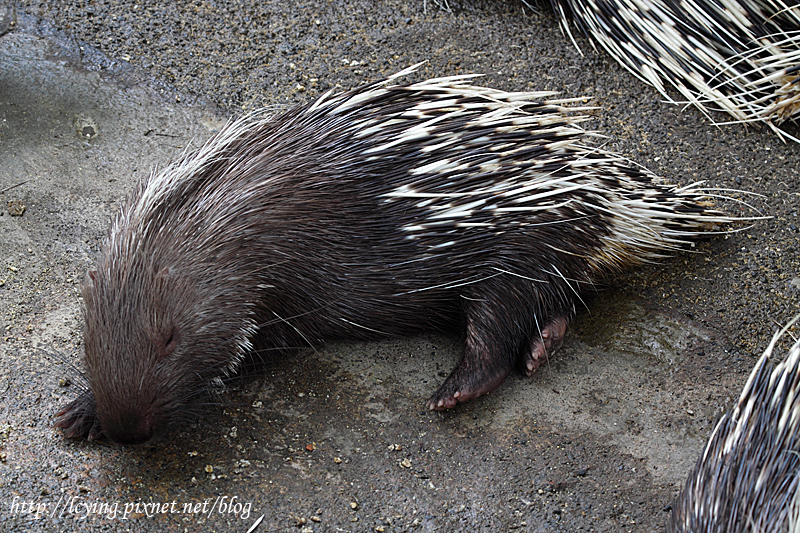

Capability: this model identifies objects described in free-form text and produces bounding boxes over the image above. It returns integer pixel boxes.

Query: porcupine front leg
[426,291,519,411]
[55,389,104,440]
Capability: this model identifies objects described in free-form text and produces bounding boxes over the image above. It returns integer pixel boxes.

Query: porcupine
[669,315,800,533]
[547,0,800,140]
[55,65,741,444]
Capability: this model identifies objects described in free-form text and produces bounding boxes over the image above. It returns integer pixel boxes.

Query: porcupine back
[60,65,740,443]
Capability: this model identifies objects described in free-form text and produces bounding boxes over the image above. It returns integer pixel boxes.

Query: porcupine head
[77,238,242,444]
[60,158,273,444]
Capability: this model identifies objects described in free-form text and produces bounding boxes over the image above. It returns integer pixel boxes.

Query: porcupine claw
[55,389,104,440]
[522,316,568,377]
[425,359,511,411]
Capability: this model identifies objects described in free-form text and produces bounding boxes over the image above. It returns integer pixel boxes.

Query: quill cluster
[550,0,800,140]
[670,316,800,533]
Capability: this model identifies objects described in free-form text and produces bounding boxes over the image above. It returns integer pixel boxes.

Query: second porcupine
[669,315,800,533]
[56,65,742,444]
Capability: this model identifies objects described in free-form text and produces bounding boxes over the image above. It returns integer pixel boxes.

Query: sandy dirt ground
[1,1,798,531]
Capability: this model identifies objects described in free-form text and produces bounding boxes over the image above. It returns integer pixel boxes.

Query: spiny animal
[548,0,800,140]
[56,65,743,444]
[670,315,800,532]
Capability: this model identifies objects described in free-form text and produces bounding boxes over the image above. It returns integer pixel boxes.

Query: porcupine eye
[156,325,180,359]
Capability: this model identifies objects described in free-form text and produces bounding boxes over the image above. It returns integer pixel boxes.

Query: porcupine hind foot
[426,295,518,411]
[425,313,570,410]
[425,343,512,411]
[55,390,104,440]
[521,316,568,377]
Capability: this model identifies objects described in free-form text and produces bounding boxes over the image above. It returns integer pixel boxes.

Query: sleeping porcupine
[56,65,742,444]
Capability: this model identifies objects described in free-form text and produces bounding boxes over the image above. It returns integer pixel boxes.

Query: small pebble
[7,200,25,217]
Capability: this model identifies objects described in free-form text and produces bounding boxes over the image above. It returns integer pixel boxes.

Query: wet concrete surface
[1,1,798,531]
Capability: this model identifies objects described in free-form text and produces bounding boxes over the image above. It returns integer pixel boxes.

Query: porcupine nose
[104,411,155,445]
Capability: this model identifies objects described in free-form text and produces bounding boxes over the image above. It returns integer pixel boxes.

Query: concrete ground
[1,1,798,531]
